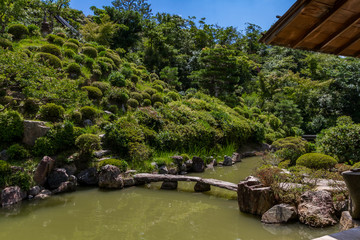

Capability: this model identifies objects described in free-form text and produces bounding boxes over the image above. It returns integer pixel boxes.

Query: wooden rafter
[335,31,360,55]
[292,0,348,48]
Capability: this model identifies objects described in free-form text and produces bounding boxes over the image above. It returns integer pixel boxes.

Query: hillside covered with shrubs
[1,0,360,192]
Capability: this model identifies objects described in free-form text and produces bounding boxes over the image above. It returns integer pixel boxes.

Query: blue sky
[70,0,295,31]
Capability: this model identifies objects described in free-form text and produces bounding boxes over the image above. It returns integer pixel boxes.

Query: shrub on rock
[40,44,62,58]
[7,24,29,40]
[39,103,65,122]
[297,153,337,170]
[98,159,128,172]
[7,144,29,162]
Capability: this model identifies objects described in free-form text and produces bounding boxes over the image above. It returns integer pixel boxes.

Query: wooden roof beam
[292,0,348,48]
[335,31,360,55]
[316,14,360,51]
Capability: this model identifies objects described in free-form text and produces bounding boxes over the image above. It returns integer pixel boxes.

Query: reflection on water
[0,157,338,240]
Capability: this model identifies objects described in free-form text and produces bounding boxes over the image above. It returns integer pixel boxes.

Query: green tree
[0,0,27,33]
[111,0,152,18]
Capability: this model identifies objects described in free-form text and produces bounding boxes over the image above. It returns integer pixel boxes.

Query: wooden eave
[260,0,360,57]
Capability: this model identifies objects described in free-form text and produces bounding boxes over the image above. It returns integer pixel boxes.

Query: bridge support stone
[161,181,178,190]
[194,182,211,192]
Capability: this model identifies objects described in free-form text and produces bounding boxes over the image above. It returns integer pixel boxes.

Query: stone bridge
[133,173,238,192]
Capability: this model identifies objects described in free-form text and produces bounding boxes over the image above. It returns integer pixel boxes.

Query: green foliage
[39,103,65,122]
[53,36,65,46]
[297,153,337,170]
[167,91,181,101]
[151,93,163,104]
[84,57,95,69]
[108,71,126,87]
[68,38,80,46]
[98,159,128,172]
[108,87,129,105]
[80,106,98,120]
[0,160,10,175]
[75,134,101,154]
[129,142,152,162]
[142,99,151,107]
[66,63,82,79]
[0,38,12,50]
[8,171,32,190]
[130,92,143,102]
[33,136,55,156]
[0,110,24,144]
[27,24,40,37]
[64,49,75,58]
[40,44,62,58]
[82,46,98,58]
[35,52,62,68]
[92,81,110,93]
[317,117,360,163]
[7,144,29,162]
[63,42,79,52]
[8,24,28,40]
[82,86,103,100]
[127,98,139,108]
[272,137,309,165]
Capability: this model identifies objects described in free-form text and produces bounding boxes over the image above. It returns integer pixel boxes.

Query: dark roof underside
[260,0,360,57]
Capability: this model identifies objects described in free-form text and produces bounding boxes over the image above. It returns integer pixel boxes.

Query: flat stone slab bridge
[133,173,238,191]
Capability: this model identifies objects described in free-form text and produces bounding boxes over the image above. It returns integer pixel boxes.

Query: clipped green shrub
[104,51,121,66]
[151,93,163,104]
[23,98,39,115]
[130,92,142,102]
[92,81,110,93]
[130,75,139,84]
[7,144,29,162]
[150,73,159,81]
[70,111,82,125]
[82,46,98,58]
[63,42,78,52]
[127,98,139,108]
[129,142,152,162]
[84,57,94,69]
[98,159,128,172]
[46,34,57,43]
[27,24,40,36]
[96,45,106,52]
[353,162,360,169]
[108,71,126,87]
[144,88,157,96]
[8,171,32,190]
[64,49,75,58]
[35,53,62,68]
[74,54,84,63]
[68,38,80,46]
[153,102,163,108]
[0,38,13,50]
[80,106,97,120]
[108,88,129,105]
[296,153,337,170]
[153,84,164,93]
[39,103,65,122]
[75,134,101,154]
[142,92,151,100]
[167,91,181,101]
[40,44,62,58]
[8,24,28,40]
[53,36,65,46]
[82,86,103,100]
[66,63,82,79]
[0,160,10,175]
[0,110,24,144]
[272,137,309,165]
[142,99,151,107]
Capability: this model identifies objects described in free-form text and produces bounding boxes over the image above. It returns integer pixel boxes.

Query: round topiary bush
[53,36,65,46]
[296,153,337,170]
[0,160,10,175]
[63,42,78,52]
[35,53,62,68]
[84,57,95,69]
[108,88,129,105]
[167,91,181,101]
[82,46,98,58]
[142,92,151,100]
[0,38,13,50]
[144,88,157,96]
[130,92,142,102]
[0,110,24,144]
[75,134,101,154]
[153,84,164,93]
[81,86,103,100]
[153,102,163,108]
[98,159,128,172]
[74,54,84,64]
[80,106,97,120]
[64,49,75,58]
[23,98,39,115]
[27,24,40,37]
[127,98,139,108]
[142,99,151,107]
[67,38,80,46]
[151,93,163,104]
[39,103,65,122]
[96,45,106,53]
[40,44,62,58]
[66,63,82,79]
[150,73,159,81]
[92,81,110,93]
[108,71,126,87]
[7,24,29,40]
[130,75,139,84]
[7,144,29,162]
[70,111,82,125]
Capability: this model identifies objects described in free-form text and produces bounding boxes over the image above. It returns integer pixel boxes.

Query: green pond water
[0,157,338,240]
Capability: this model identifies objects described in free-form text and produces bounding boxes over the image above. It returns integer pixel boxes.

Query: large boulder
[77,168,99,186]
[158,166,168,174]
[261,204,297,224]
[237,176,276,215]
[28,186,41,197]
[232,153,241,163]
[191,157,205,173]
[33,156,55,186]
[1,186,26,207]
[34,189,52,200]
[340,211,360,231]
[298,191,338,228]
[22,120,50,146]
[98,165,124,189]
[47,168,69,190]
[52,181,76,194]
[123,177,135,187]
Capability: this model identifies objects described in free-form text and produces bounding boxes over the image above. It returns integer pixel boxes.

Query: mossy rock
[296,153,337,170]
